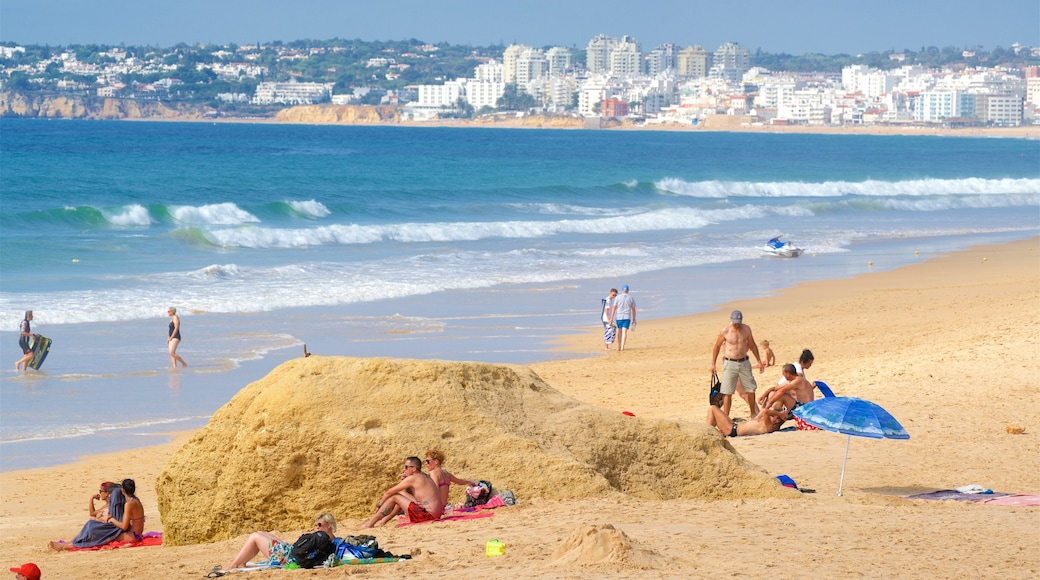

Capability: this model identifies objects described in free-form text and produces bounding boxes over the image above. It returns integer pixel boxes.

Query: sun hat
[10,563,41,580]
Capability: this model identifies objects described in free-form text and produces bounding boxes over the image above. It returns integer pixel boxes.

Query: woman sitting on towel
[220,512,337,572]
[424,449,478,511]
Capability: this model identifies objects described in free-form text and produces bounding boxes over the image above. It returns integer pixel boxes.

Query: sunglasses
[424,458,435,464]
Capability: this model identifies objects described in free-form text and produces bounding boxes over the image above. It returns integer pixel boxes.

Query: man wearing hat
[10,563,41,580]
[608,284,636,352]
[710,310,766,417]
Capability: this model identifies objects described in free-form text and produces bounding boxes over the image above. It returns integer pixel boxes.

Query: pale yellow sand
[2,238,1037,579]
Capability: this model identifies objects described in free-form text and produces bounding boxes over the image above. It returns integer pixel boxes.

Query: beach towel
[981,494,1040,506]
[906,490,1010,502]
[70,487,127,548]
[336,557,408,566]
[395,511,494,528]
[60,532,162,551]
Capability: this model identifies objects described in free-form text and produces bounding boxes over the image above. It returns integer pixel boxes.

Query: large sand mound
[156,357,787,545]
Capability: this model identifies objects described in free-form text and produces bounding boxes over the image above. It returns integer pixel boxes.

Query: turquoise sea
[1,119,1038,469]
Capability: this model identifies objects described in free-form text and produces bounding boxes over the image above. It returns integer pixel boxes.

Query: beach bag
[290,531,335,569]
[604,325,616,344]
[464,480,493,508]
[709,371,724,407]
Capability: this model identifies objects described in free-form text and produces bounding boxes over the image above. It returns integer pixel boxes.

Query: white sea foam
[288,199,331,218]
[170,202,261,225]
[103,204,153,227]
[0,415,211,444]
[654,177,1040,198]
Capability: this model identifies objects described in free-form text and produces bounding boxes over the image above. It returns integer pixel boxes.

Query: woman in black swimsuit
[167,307,187,369]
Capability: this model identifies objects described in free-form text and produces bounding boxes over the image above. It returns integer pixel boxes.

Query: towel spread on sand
[980,494,1040,506]
[906,490,1010,502]
[395,511,494,528]
[60,532,163,551]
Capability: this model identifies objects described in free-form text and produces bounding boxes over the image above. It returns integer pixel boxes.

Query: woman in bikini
[108,478,146,543]
[424,449,478,513]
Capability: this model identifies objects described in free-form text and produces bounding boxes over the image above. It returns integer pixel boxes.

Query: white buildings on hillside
[252,80,332,105]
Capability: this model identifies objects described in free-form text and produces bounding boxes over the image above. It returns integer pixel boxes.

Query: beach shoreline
[1,237,1037,578]
[129,110,1040,139]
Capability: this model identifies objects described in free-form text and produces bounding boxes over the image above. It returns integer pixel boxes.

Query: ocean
[1,119,1037,470]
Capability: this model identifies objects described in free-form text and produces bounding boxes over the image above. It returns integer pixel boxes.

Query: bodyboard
[28,335,52,370]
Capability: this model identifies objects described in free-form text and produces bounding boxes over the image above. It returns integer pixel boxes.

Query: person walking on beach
[15,311,36,372]
[167,307,187,369]
[601,288,618,350]
[710,310,766,417]
[609,285,636,352]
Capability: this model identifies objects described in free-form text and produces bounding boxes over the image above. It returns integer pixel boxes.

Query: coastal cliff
[0,91,204,120]
[274,103,402,124]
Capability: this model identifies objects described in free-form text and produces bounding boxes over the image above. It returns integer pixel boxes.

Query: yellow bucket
[485,538,506,556]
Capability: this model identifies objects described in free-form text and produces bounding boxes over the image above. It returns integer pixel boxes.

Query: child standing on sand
[760,340,775,372]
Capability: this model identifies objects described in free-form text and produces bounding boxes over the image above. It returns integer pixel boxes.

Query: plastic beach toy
[486,538,506,556]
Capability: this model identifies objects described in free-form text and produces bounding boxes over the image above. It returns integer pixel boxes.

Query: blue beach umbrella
[792,396,909,496]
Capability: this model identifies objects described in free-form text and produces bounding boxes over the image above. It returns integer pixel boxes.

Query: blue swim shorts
[616,319,631,329]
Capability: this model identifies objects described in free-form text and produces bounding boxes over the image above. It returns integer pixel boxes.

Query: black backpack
[290,530,335,569]
[464,480,493,508]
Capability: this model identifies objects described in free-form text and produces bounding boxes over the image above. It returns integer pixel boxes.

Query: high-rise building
[610,36,642,77]
[502,44,528,84]
[646,43,678,76]
[586,35,618,74]
[677,45,711,78]
[516,48,547,92]
[545,47,573,77]
[713,42,752,76]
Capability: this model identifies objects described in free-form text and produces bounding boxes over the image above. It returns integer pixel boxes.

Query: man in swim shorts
[16,310,36,372]
[608,284,636,352]
[709,310,766,417]
[707,404,786,437]
[360,456,445,528]
[758,364,816,415]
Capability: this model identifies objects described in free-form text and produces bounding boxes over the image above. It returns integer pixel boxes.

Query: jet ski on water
[762,236,804,258]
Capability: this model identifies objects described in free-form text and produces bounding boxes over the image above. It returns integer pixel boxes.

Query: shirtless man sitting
[707,404,786,437]
[757,364,816,415]
[360,456,445,528]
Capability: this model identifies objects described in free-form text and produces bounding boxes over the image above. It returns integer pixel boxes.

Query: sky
[1,0,1037,55]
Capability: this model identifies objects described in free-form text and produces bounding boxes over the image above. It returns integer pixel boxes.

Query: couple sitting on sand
[49,478,146,551]
[360,449,478,528]
[708,360,819,437]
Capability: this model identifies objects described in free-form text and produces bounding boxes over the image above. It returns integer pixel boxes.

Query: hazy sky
[2,0,1037,54]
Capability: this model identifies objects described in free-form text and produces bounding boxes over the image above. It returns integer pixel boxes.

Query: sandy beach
[1,237,1037,579]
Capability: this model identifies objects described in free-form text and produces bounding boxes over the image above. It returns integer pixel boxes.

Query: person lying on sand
[757,364,816,415]
[215,512,336,573]
[360,456,444,528]
[707,405,786,437]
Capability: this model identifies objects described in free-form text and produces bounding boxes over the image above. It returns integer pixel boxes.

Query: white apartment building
[983,93,1023,126]
[515,48,547,90]
[712,42,751,79]
[579,76,614,116]
[252,81,332,105]
[466,79,505,110]
[586,35,618,74]
[609,36,642,77]
[502,44,527,84]
[416,81,463,108]
[474,59,504,83]
[545,47,573,77]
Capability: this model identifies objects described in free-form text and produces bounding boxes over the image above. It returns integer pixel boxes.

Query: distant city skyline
[1,0,1037,55]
